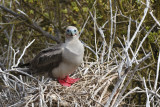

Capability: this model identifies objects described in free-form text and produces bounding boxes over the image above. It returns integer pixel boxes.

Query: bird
[20,26,84,86]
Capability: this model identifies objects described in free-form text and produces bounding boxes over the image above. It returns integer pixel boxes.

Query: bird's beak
[71,32,74,36]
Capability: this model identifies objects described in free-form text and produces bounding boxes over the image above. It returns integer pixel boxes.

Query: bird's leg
[58,75,80,86]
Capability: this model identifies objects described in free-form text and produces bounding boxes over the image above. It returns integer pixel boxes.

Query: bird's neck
[65,37,79,43]
[64,38,83,56]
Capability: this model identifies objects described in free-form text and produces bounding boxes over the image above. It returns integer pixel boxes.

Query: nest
[0,57,119,107]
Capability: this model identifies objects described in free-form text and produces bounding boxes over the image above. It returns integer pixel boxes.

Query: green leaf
[62,9,68,14]
[44,12,49,18]
[71,2,76,6]
[146,26,150,31]
[29,0,33,3]
[82,7,88,12]
[73,20,77,24]
[30,10,34,14]
[18,35,22,39]
[73,7,79,12]
[158,30,160,34]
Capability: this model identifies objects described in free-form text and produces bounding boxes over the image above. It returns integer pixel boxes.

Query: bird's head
[65,26,79,41]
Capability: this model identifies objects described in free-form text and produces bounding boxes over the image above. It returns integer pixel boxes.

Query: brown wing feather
[29,44,63,73]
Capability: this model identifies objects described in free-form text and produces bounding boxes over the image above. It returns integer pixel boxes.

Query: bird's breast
[52,40,84,78]
[62,42,84,65]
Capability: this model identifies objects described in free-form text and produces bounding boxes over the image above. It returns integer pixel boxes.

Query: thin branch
[0,5,61,43]
[150,11,160,26]
[79,15,90,37]
[154,50,160,90]
[107,0,113,62]
[116,87,142,106]
[5,69,39,81]
[104,66,131,107]
[93,6,99,62]
[131,23,156,63]
[10,47,19,67]
[12,39,35,68]
[0,68,33,88]
[113,52,151,107]
[143,77,150,107]
[126,0,150,51]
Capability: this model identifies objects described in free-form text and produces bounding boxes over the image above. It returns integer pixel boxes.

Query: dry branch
[0,5,61,43]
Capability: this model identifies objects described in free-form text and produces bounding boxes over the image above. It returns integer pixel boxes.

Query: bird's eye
[67,29,70,32]
[74,30,76,32]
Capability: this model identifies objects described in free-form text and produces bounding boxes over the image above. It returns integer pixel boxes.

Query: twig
[154,50,160,90]
[79,15,90,37]
[89,11,107,63]
[143,77,150,107]
[150,11,160,27]
[131,23,156,64]
[126,0,150,51]
[104,66,131,107]
[10,47,19,67]
[81,41,98,59]
[116,87,142,106]
[0,5,61,43]
[93,6,98,62]
[5,69,39,81]
[0,68,33,88]
[113,52,151,107]
[14,39,35,67]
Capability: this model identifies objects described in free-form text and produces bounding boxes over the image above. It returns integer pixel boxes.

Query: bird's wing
[30,44,63,70]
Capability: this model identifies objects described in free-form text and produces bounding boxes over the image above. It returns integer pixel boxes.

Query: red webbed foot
[58,79,71,86]
[58,75,80,87]
[64,76,80,84]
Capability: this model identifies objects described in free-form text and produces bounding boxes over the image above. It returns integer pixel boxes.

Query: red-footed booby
[22,26,84,86]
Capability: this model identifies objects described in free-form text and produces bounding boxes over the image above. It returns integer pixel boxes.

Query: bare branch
[150,11,160,26]
[12,39,35,68]
[0,5,61,43]
[116,87,142,106]
[143,77,150,107]
[104,66,131,107]
[131,23,156,63]
[126,0,150,51]
[113,52,151,107]
[154,50,160,90]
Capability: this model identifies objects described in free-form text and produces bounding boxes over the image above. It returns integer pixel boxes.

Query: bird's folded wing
[31,44,63,68]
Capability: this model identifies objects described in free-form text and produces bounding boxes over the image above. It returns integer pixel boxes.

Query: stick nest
[0,58,119,107]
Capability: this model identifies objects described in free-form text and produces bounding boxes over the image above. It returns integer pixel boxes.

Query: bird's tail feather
[18,63,30,67]
[15,67,31,73]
